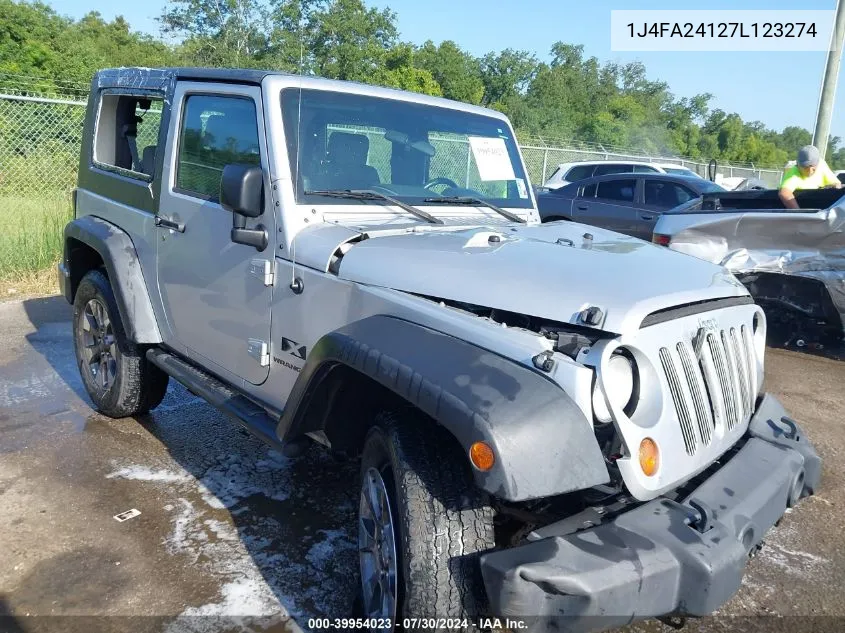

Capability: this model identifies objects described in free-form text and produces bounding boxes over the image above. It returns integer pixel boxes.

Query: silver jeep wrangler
[59,67,820,632]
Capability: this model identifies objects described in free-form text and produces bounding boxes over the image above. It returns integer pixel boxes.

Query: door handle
[577,204,589,211]
[155,216,185,233]
[640,213,655,220]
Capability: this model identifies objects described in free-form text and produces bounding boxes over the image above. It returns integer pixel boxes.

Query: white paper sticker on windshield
[516,178,528,199]
[469,136,516,182]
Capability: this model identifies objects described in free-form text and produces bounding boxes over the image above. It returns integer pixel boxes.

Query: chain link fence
[0,92,787,201]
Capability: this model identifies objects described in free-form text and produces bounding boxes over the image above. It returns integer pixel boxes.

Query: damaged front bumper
[479,393,822,633]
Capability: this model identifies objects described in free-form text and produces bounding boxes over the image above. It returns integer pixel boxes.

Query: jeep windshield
[281,88,532,210]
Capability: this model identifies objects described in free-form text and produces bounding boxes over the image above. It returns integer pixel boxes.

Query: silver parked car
[537,172,725,240]
[542,160,702,190]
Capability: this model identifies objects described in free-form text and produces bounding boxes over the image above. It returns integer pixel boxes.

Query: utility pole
[813,0,845,159]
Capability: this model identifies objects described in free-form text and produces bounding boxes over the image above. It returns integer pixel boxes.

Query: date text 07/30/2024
[307,618,529,630]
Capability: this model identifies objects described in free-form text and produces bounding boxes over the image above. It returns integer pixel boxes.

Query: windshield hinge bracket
[247,339,270,367]
[249,259,275,286]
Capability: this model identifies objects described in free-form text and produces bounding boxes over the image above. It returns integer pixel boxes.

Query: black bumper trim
[479,393,820,633]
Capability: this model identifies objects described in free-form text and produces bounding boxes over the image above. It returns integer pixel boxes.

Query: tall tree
[478,48,538,108]
[307,0,397,81]
[369,43,441,96]
[416,40,483,104]
[159,0,269,67]
[0,0,836,169]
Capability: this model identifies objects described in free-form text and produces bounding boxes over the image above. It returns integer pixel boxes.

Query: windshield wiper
[305,189,443,224]
[422,196,526,224]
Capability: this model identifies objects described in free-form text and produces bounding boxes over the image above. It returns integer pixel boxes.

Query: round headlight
[593,353,636,423]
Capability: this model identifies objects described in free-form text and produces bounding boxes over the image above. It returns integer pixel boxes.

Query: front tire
[358,412,496,626]
[72,269,168,417]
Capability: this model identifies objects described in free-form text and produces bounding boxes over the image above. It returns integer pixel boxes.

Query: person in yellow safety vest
[778,145,841,209]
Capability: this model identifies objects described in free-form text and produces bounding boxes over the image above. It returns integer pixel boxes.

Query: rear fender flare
[64,215,162,343]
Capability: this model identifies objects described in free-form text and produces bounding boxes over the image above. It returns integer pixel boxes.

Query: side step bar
[146,348,282,448]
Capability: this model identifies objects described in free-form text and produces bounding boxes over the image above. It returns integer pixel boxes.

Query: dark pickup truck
[653,187,845,346]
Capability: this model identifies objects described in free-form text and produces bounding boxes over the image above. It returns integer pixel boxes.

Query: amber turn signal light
[469,441,495,471]
[639,438,659,477]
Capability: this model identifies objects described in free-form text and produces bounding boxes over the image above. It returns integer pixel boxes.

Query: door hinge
[247,339,270,367]
[249,259,275,286]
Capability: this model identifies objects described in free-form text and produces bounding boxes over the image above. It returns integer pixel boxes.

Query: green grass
[0,194,73,281]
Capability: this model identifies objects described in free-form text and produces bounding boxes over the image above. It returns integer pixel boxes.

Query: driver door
[156,83,274,385]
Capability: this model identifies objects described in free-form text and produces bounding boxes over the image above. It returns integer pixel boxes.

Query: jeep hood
[331,222,749,334]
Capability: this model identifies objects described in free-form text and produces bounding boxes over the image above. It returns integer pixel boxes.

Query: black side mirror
[221,164,264,218]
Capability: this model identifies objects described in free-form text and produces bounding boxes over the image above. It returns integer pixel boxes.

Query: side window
[565,165,595,182]
[644,181,695,209]
[594,163,634,176]
[93,93,163,179]
[596,178,636,203]
[838,173,845,185]
[633,165,660,173]
[580,183,597,198]
[176,94,260,200]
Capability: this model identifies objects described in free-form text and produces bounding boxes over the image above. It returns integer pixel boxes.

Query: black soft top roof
[93,66,290,91]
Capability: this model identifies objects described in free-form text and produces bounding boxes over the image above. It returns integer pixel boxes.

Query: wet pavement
[1,296,844,633]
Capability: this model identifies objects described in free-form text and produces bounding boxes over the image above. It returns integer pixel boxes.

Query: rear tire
[358,411,495,627]
[72,269,169,418]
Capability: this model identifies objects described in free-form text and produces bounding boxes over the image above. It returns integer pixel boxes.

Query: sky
[50,0,845,140]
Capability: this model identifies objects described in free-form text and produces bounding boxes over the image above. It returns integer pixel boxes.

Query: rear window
[564,165,595,182]
[596,178,635,202]
[594,163,634,176]
[663,166,699,177]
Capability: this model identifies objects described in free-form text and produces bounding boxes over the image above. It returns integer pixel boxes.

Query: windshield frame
[280,87,533,209]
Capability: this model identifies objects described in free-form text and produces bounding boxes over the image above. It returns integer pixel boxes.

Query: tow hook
[657,615,686,630]
[687,498,715,533]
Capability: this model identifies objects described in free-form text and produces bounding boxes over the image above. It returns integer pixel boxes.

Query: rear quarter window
[93,92,163,180]
[564,165,595,182]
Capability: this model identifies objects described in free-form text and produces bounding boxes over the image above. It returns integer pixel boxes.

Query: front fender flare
[278,315,609,502]
[64,215,162,344]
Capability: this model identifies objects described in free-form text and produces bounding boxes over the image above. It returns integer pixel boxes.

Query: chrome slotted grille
[677,342,714,446]
[660,348,697,455]
[659,323,756,455]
